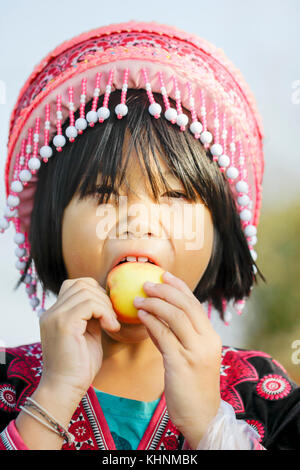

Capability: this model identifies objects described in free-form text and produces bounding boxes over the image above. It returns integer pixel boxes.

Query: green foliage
[249,200,300,338]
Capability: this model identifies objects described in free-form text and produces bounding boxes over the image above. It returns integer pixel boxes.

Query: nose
[117,196,162,239]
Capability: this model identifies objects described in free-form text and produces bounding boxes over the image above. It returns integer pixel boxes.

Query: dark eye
[162,191,188,200]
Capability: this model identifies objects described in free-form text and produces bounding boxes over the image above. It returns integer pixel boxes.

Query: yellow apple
[106,262,165,324]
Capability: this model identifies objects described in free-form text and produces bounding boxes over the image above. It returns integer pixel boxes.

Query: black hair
[14,88,266,320]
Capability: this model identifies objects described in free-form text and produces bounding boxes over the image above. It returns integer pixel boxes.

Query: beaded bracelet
[20,396,75,446]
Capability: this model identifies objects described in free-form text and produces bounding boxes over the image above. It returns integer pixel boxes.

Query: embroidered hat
[0,21,264,322]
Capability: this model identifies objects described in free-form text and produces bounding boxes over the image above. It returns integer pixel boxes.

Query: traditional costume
[0,21,299,450]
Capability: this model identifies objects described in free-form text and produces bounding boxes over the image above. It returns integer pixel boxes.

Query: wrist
[31,380,84,427]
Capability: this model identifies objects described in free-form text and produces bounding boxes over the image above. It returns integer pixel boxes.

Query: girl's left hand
[133,271,222,449]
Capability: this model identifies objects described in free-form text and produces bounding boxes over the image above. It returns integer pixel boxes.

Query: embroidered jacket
[0,342,299,450]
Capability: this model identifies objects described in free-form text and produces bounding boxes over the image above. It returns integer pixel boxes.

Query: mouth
[111,254,161,271]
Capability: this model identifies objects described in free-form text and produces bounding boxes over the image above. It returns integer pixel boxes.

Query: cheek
[171,204,214,290]
[62,199,104,277]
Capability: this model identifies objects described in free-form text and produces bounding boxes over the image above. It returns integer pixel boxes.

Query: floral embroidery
[220,347,271,413]
[0,384,16,412]
[246,419,265,442]
[256,374,291,400]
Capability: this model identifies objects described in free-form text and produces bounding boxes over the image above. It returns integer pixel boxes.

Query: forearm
[14,382,83,450]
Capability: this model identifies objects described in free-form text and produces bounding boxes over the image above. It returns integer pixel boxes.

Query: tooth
[126,256,137,262]
[138,257,149,262]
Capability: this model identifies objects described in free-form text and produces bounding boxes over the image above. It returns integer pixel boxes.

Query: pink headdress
[0,21,264,324]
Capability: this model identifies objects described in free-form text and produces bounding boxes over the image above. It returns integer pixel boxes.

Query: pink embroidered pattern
[256,374,292,401]
[0,384,16,412]
[245,419,265,442]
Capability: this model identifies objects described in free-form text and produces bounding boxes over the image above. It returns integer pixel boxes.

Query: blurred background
[0,0,299,383]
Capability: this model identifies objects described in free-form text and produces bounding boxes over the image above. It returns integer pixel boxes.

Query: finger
[59,277,106,297]
[162,271,195,299]
[137,309,179,356]
[68,298,121,332]
[57,279,111,307]
[134,296,197,349]
[142,281,211,335]
[50,292,120,331]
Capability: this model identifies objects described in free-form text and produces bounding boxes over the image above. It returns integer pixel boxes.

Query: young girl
[0,21,299,451]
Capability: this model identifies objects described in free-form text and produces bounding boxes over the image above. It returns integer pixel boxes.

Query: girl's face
[62,131,214,342]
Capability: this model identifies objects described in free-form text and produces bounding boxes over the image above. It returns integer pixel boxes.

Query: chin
[103,322,149,341]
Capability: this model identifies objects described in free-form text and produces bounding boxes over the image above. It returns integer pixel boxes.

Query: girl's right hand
[38,277,121,398]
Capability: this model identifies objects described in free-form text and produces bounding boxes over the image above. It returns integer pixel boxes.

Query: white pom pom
[65,126,78,139]
[28,157,41,171]
[176,113,188,127]
[239,209,252,221]
[0,217,9,230]
[218,154,230,167]
[30,297,40,308]
[226,167,239,180]
[200,131,213,144]
[148,102,162,117]
[75,118,87,131]
[7,195,20,208]
[164,108,177,122]
[16,259,26,270]
[97,107,110,120]
[115,103,129,117]
[11,180,23,193]
[189,121,203,135]
[237,194,250,207]
[26,285,36,296]
[15,247,26,257]
[224,310,232,323]
[14,232,25,244]
[210,143,223,156]
[24,274,32,284]
[4,206,18,218]
[235,180,249,193]
[244,224,257,237]
[252,264,258,275]
[86,110,98,123]
[250,235,257,246]
[40,145,53,159]
[53,134,66,148]
[250,249,257,261]
[19,169,32,182]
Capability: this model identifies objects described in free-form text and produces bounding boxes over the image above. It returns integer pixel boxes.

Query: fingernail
[144,281,155,288]
[134,296,145,303]
[112,317,120,327]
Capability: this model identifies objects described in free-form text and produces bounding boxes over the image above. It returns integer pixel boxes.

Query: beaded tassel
[19,129,33,187]
[87,72,101,127]
[28,118,41,175]
[235,299,246,316]
[187,82,203,139]
[40,104,53,161]
[210,101,223,163]
[207,300,212,320]
[173,75,188,130]
[76,77,88,134]
[53,95,66,152]
[225,126,239,183]
[66,86,77,141]
[158,71,177,124]
[142,68,162,119]
[217,113,231,173]
[115,68,129,119]
[97,69,114,123]
[199,89,213,148]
